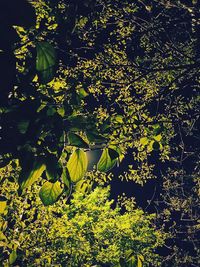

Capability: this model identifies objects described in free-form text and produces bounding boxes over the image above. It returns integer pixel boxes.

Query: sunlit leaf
[137,255,144,267]
[154,134,162,142]
[0,201,7,214]
[140,137,149,146]
[9,250,17,265]
[19,158,46,191]
[67,149,88,182]
[39,181,62,206]
[97,148,118,172]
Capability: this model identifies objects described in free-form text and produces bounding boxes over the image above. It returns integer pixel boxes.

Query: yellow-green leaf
[67,149,88,182]
[19,158,46,191]
[140,137,149,146]
[9,250,17,265]
[137,255,144,267]
[0,201,7,214]
[39,181,63,206]
[97,148,117,172]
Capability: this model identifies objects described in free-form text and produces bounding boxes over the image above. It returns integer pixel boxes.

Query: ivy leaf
[19,157,46,191]
[67,149,88,182]
[97,148,118,172]
[39,181,62,206]
[36,42,57,84]
[9,250,17,265]
[68,132,89,148]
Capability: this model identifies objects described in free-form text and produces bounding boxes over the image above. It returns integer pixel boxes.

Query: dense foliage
[0,166,164,266]
[0,0,200,266]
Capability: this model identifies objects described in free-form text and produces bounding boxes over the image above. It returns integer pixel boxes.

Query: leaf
[75,179,93,193]
[152,141,160,150]
[61,168,71,190]
[39,181,63,206]
[137,255,144,267]
[36,42,57,84]
[125,250,137,267]
[19,158,46,191]
[154,134,162,142]
[140,137,149,146]
[97,148,118,172]
[68,132,89,148]
[9,250,17,265]
[45,155,62,182]
[17,119,29,134]
[67,149,88,182]
[108,148,119,161]
[86,131,107,144]
[0,201,7,214]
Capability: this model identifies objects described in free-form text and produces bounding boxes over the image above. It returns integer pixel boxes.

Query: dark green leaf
[45,155,62,182]
[152,141,160,150]
[68,132,89,148]
[39,181,62,206]
[86,131,107,144]
[17,119,30,134]
[36,42,56,84]
[108,148,119,161]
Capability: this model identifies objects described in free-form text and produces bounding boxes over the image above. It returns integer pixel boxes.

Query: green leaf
[19,158,46,191]
[75,179,93,193]
[9,250,17,265]
[140,137,149,146]
[68,132,89,148]
[86,131,107,143]
[154,134,162,142]
[137,255,144,267]
[17,119,29,134]
[0,201,7,214]
[67,149,88,182]
[61,168,71,190]
[108,148,119,161]
[45,155,62,182]
[152,141,160,150]
[97,148,117,172]
[125,250,137,267]
[36,42,57,84]
[39,181,62,206]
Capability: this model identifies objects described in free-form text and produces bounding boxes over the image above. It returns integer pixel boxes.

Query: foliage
[0,168,164,267]
[0,0,200,266]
